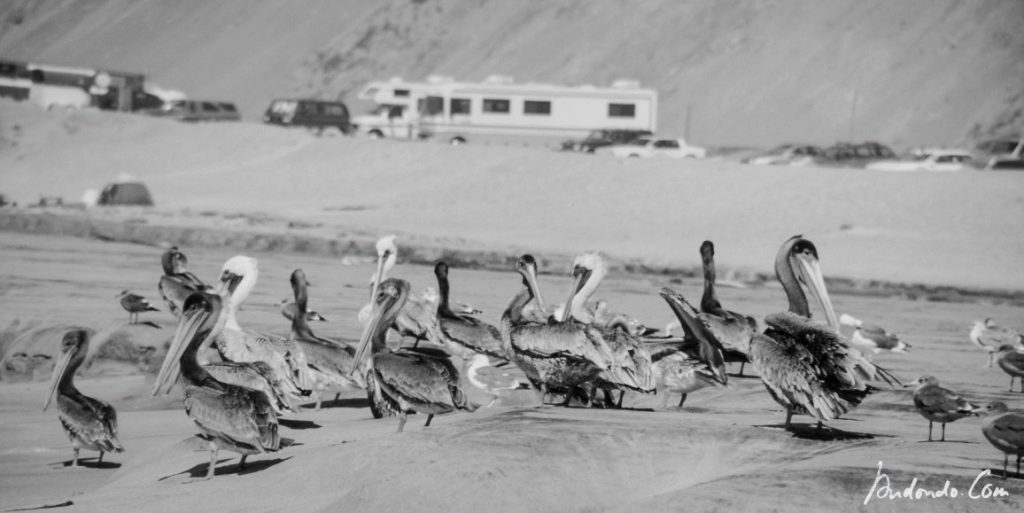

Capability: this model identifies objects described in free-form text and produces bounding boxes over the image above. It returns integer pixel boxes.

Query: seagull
[839,314,910,357]
[972,319,1024,368]
[980,401,1024,478]
[994,345,1024,393]
[118,290,159,324]
[909,375,979,441]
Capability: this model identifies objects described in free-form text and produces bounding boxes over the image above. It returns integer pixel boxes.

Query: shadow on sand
[755,422,892,441]
[159,456,292,481]
[278,418,321,429]
[51,458,121,469]
[300,397,369,410]
[986,468,1024,480]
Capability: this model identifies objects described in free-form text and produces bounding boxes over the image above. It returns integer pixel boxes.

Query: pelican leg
[617,390,625,409]
[424,414,434,428]
[783,408,793,429]
[71,446,80,468]
[97,452,104,465]
[940,423,946,442]
[204,441,218,480]
[397,411,407,433]
[738,361,746,376]
[659,390,669,409]
[314,391,323,411]
[1003,454,1009,479]
[928,420,933,442]
[678,393,688,408]
[1010,376,1015,393]
[238,455,247,472]
[536,384,548,407]
[1017,454,1021,476]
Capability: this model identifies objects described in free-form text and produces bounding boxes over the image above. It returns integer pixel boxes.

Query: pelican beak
[351,295,389,378]
[561,266,590,322]
[791,252,839,330]
[659,288,728,386]
[368,249,390,303]
[43,350,75,411]
[522,263,545,310]
[153,294,221,396]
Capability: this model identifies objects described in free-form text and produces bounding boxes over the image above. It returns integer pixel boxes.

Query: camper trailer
[352,76,658,146]
[350,78,436,139]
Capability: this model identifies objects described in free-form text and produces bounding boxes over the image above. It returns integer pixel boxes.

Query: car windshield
[629,138,651,146]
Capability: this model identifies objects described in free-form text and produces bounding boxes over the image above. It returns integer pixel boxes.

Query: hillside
[0,0,1021,148]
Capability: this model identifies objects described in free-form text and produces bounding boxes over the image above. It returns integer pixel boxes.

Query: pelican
[287,269,362,410]
[356,235,444,346]
[212,256,312,398]
[994,345,1024,393]
[44,330,124,467]
[158,246,210,318]
[434,261,507,360]
[981,401,1024,478]
[498,254,618,406]
[279,298,327,323]
[352,278,477,432]
[695,241,758,376]
[651,288,729,408]
[972,319,1024,368]
[909,375,979,441]
[749,235,899,429]
[839,314,909,357]
[153,291,279,480]
[118,290,159,324]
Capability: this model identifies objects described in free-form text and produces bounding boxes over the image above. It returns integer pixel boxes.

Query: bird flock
[33,236,1024,481]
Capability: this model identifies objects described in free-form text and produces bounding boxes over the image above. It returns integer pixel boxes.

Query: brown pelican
[498,254,620,406]
[287,269,362,410]
[651,288,729,408]
[153,291,280,480]
[352,278,477,432]
[279,298,327,322]
[158,246,210,318]
[972,319,1024,368]
[44,330,124,467]
[434,261,507,360]
[561,253,655,406]
[994,345,1024,393]
[749,235,899,429]
[839,314,909,357]
[981,401,1024,478]
[909,375,979,441]
[212,256,312,397]
[695,241,759,376]
[118,290,159,324]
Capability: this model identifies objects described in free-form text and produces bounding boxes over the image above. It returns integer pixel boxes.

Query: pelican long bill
[791,250,839,330]
[43,349,75,411]
[153,293,222,396]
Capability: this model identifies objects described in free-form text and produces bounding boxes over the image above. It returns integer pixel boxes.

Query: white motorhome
[350,77,435,139]
[352,76,658,145]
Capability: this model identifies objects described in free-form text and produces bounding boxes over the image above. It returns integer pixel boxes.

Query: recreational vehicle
[350,78,436,139]
[352,76,658,146]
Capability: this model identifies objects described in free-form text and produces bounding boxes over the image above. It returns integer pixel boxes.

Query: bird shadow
[986,468,1024,480]
[301,397,369,409]
[50,458,121,469]
[755,422,889,441]
[278,419,320,430]
[159,456,292,481]
[133,321,162,329]
[915,439,979,445]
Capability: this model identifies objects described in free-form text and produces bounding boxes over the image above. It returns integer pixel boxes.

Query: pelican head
[215,255,259,307]
[44,329,89,411]
[775,235,838,329]
[160,246,179,275]
[515,254,544,309]
[699,240,716,269]
[562,252,607,322]
[368,235,398,304]
[152,292,226,396]
[352,278,410,374]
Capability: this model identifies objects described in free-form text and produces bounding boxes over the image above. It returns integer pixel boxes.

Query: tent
[98,181,153,206]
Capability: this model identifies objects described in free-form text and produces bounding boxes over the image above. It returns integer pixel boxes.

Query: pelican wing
[204,361,300,414]
[510,322,612,370]
[764,312,872,389]
[373,351,470,410]
[159,275,202,318]
[57,394,124,452]
[184,385,279,453]
[439,315,507,359]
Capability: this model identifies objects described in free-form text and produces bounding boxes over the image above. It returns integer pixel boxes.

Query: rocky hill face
[1,0,1021,148]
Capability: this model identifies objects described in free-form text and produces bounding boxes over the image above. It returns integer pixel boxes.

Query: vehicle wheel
[450,136,466,146]
[368,130,383,139]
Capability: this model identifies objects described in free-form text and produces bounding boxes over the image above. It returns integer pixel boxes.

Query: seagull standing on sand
[839,314,909,357]
[43,330,125,467]
[994,345,1024,393]
[749,235,900,430]
[909,375,979,442]
[980,401,1024,478]
[118,290,159,324]
[971,319,1024,368]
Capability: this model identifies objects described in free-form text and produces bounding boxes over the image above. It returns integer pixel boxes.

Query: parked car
[262,99,351,135]
[865,149,973,172]
[560,128,654,153]
[816,141,897,168]
[139,99,241,122]
[974,137,1024,170]
[596,136,707,159]
[742,144,824,166]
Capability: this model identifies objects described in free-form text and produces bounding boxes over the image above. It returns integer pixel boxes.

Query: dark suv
[262,99,351,135]
[561,129,654,153]
[139,100,241,122]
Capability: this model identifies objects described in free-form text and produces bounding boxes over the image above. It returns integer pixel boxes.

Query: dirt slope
[1,0,1021,147]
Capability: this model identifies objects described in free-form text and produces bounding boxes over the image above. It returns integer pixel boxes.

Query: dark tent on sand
[98,181,153,206]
